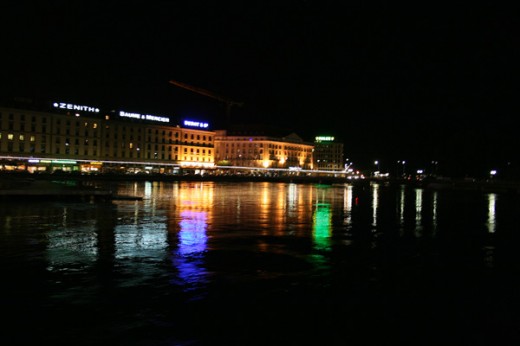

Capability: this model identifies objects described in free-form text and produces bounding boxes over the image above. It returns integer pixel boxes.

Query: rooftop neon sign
[184,120,209,128]
[53,102,100,113]
[315,136,334,142]
[119,111,169,123]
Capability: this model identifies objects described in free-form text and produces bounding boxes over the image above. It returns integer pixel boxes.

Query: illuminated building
[0,101,215,173]
[213,128,314,169]
[313,136,344,171]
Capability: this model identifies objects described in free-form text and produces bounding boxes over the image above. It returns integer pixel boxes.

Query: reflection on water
[487,193,497,234]
[397,184,405,234]
[372,183,379,229]
[174,210,208,290]
[178,211,208,256]
[1,181,520,345]
[415,188,423,236]
[312,202,331,252]
[343,184,353,228]
[432,191,438,236]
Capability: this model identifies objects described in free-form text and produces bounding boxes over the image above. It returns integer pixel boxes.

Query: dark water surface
[1,181,520,345]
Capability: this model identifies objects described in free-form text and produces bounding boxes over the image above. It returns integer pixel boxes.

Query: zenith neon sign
[53,102,100,113]
[119,111,169,123]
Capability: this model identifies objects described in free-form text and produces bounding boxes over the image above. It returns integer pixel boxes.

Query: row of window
[0,111,212,141]
[221,142,312,151]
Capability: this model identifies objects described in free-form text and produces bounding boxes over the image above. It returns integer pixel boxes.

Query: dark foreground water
[1,180,520,345]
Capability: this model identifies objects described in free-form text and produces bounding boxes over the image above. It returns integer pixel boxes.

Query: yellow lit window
[129,142,133,149]
[19,134,24,141]
[30,136,35,142]
[8,133,14,140]
[93,123,98,129]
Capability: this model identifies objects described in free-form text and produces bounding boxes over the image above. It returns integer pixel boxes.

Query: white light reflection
[142,181,156,215]
[397,185,405,235]
[114,222,167,260]
[287,183,298,218]
[487,193,497,234]
[144,181,152,198]
[47,208,98,269]
[343,185,353,226]
[415,188,423,237]
[432,191,438,236]
[372,183,379,230]
[62,207,68,227]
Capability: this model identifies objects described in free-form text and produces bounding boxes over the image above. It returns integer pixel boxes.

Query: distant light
[417,169,424,174]
[51,159,77,164]
[490,170,497,176]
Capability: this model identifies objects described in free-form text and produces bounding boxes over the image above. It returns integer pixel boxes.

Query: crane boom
[168,80,243,107]
[169,79,243,125]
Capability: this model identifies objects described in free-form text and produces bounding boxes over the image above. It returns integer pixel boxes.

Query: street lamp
[490,169,497,181]
[374,160,380,177]
[344,158,350,171]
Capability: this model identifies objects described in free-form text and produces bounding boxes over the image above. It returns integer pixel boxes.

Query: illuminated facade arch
[214,130,314,169]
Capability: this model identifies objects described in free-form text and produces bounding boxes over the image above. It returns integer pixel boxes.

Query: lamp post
[431,160,438,176]
[374,160,380,177]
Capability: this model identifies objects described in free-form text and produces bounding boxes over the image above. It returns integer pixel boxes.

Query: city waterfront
[1,180,520,345]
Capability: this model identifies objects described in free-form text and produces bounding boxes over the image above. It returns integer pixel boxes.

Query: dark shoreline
[0,171,366,186]
[2,171,520,195]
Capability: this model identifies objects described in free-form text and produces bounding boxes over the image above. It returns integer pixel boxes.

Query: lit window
[8,133,14,140]
[19,134,24,141]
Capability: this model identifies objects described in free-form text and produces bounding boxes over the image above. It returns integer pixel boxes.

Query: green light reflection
[313,202,332,252]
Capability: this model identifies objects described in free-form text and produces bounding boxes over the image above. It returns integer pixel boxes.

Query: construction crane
[169,79,243,125]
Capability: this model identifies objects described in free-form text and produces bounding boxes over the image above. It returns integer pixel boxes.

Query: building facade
[214,129,314,169]
[0,101,215,174]
[313,136,345,171]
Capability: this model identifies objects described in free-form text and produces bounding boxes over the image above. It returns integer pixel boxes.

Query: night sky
[1,1,517,177]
